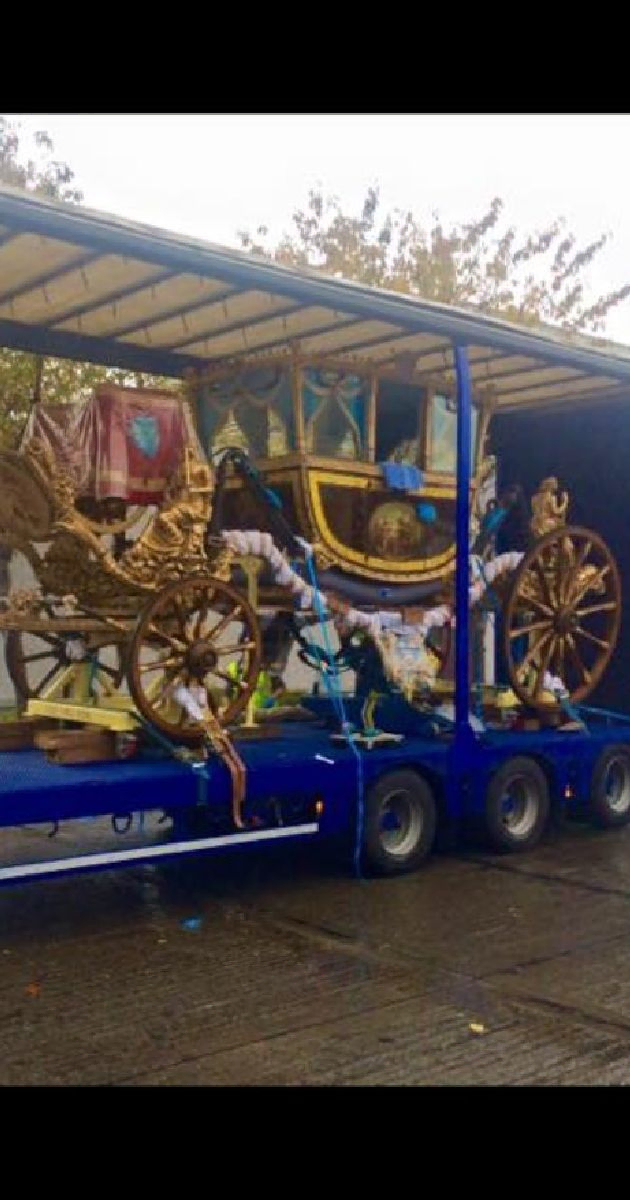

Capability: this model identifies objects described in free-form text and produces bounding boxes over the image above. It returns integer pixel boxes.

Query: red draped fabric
[91,386,190,502]
[21,386,196,504]
[21,401,96,493]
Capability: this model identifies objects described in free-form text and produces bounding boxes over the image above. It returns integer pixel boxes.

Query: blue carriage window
[427,393,479,474]
[200,367,294,459]
[303,369,368,460]
[376,380,423,465]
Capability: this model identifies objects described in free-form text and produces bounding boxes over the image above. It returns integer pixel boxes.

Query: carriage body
[193,358,492,603]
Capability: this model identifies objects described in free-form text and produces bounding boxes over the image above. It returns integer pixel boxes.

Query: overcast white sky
[7,113,630,344]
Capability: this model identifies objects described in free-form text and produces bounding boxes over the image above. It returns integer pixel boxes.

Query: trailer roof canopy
[1,183,630,411]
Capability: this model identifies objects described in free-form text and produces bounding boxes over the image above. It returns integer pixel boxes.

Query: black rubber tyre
[589,745,630,829]
[362,769,437,876]
[485,757,550,853]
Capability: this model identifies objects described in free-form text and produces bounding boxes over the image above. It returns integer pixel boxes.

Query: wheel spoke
[206,605,241,643]
[214,640,257,656]
[153,662,187,702]
[566,633,591,683]
[575,601,617,617]
[516,628,553,675]
[533,558,554,609]
[574,624,610,651]
[557,538,575,604]
[509,620,551,641]
[139,653,181,675]
[171,595,190,638]
[516,593,554,618]
[22,650,56,664]
[553,634,565,682]
[147,623,186,652]
[564,539,593,601]
[33,661,62,696]
[533,635,556,699]
[211,668,247,688]
[34,633,65,650]
[193,598,212,639]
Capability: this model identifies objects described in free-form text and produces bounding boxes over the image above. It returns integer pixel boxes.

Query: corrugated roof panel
[0,233,96,302]
[56,273,236,337]
[468,353,546,381]
[177,306,356,359]
[473,364,585,393]
[296,319,404,357]
[495,373,623,407]
[0,256,166,324]
[119,289,300,349]
[341,331,451,362]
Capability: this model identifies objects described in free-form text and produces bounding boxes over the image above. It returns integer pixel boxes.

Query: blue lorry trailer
[1,184,630,885]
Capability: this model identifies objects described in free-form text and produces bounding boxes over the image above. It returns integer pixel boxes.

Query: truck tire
[485,757,550,853]
[362,769,437,876]
[589,745,630,829]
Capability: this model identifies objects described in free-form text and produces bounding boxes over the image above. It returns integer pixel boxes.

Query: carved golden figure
[530,476,569,540]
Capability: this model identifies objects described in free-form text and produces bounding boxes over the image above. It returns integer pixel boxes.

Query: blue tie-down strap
[263,486,282,509]
[379,462,424,492]
[304,549,366,878]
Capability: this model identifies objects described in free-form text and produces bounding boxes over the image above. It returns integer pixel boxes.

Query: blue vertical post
[454,345,472,735]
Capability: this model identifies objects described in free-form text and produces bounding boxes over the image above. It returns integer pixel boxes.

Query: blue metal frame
[454,345,472,739]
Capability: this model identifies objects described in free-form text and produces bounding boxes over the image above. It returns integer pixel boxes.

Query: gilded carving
[530,476,569,540]
[0,441,218,611]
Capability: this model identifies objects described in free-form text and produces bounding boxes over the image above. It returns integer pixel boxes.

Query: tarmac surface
[3,813,630,1086]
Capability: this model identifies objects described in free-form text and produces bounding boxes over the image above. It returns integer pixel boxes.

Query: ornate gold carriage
[0,370,622,745]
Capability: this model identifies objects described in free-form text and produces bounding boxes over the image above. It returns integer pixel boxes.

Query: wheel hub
[554,607,577,635]
[186,639,218,677]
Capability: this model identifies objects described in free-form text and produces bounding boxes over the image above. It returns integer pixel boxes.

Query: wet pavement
[3,815,630,1085]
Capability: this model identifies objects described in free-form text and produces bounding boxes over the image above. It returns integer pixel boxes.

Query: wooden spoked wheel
[128,575,262,744]
[503,525,621,710]
[5,628,123,712]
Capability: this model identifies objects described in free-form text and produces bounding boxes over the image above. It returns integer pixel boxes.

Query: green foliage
[238,187,630,335]
[0,117,170,449]
[0,119,84,204]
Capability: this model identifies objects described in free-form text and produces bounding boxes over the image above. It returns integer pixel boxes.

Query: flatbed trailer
[2,183,630,886]
[2,709,630,885]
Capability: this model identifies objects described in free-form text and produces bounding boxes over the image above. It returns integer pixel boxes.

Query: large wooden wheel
[127,575,262,744]
[5,627,123,712]
[503,525,621,709]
